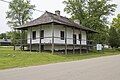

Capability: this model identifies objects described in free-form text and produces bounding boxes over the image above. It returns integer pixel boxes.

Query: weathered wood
[73,27,75,54]
[79,29,82,54]
[39,26,42,52]
[30,27,32,52]
[13,29,16,50]
[13,44,15,50]
[52,23,54,54]
[65,26,67,55]
[22,30,25,50]
[20,30,23,51]
[86,31,89,53]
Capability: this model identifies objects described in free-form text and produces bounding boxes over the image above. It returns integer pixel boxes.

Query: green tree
[63,0,116,44]
[0,33,6,39]
[6,0,35,28]
[108,27,119,48]
[111,14,120,47]
[112,14,120,29]
[6,0,35,48]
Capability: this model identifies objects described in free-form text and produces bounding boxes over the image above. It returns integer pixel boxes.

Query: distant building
[0,39,11,46]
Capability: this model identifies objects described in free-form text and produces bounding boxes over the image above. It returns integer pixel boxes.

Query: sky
[0,0,120,34]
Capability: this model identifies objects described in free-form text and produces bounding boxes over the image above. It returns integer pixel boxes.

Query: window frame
[73,34,77,44]
[32,31,36,40]
[40,30,44,39]
[79,33,82,41]
[60,31,65,40]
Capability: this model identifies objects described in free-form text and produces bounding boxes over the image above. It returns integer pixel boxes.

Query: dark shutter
[79,34,81,41]
[41,30,44,39]
[60,31,64,40]
[73,34,77,44]
[32,31,36,40]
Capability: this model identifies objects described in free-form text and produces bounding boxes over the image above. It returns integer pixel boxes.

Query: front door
[73,34,77,44]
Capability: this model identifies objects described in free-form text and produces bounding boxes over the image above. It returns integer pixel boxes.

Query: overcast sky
[0,0,120,33]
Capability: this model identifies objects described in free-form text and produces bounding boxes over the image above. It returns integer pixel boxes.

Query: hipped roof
[15,11,97,33]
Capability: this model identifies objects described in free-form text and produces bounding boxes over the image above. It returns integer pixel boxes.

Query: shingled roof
[15,11,97,33]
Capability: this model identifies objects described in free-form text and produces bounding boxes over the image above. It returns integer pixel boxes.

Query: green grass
[0,46,120,70]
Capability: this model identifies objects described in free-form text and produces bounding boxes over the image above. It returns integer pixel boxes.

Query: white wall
[27,24,52,44]
[27,24,87,45]
[54,25,87,45]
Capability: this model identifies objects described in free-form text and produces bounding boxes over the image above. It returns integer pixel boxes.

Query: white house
[15,10,97,54]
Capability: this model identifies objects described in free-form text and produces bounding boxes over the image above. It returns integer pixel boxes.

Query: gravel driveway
[0,55,120,80]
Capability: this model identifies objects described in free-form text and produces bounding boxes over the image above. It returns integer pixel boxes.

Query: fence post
[39,26,42,52]
[30,27,32,52]
[65,26,67,55]
[52,23,54,54]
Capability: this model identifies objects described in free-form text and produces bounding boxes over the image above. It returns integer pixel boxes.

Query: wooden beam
[20,30,23,51]
[22,30,25,51]
[39,26,42,52]
[65,26,67,55]
[30,27,32,52]
[86,31,89,53]
[52,23,54,54]
[73,27,75,54]
[79,29,82,54]
[13,44,15,50]
[13,29,16,50]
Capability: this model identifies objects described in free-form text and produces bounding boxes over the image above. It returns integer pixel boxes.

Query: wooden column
[86,31,89,53]
[13,29,16,50]
[65,26,67,55]
[79,29,82,54]
[39,26,42,52]
[52,23,54,54]
[73,27,75,54]
[20,30,23,50]
[30,27,32,52]
[22,30,25,51]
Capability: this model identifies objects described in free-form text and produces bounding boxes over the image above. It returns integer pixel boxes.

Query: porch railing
[13,37,94,46]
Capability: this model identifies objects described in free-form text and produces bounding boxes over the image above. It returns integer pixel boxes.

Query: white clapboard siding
[27,24,87,45]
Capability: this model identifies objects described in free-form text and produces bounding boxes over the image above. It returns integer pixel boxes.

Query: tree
[108,27,119,48]
[112,14,120,29]
[6,0,35,28]
[63,0,116,44]
[6,0,35,49]
[0,33,6,39]
[111,14,120,47]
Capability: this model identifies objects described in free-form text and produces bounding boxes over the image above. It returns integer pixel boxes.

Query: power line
[0,0,45,13]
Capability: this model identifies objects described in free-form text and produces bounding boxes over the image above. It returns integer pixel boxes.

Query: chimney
[55,10,60,16]
[74,19,80,25]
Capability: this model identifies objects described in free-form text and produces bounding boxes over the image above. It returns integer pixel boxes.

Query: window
[79,34,81,41]
[40,30,44,39]
[60,31,64,40]
[32,31,36,40]
[73,34,77,44]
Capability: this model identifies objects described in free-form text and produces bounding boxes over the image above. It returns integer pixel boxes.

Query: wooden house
[15,10,97,54]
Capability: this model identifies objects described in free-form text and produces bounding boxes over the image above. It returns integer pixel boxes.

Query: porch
[13,37,95,54]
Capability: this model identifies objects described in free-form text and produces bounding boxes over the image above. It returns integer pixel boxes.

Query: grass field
[0,46,120,70]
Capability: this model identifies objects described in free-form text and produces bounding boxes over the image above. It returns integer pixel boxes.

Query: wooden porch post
[52,23,54,54]
[20,30,23,51]
[30,27,32,52]
[39,26,42,52]
[22,30,25,51]
[79,29,82,54]
[13,29,16,50]
[86,31,89,53]
[65,26,67,55]
[73,27,75,54]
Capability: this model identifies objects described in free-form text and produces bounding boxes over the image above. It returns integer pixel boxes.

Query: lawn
[0,46,120,70]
